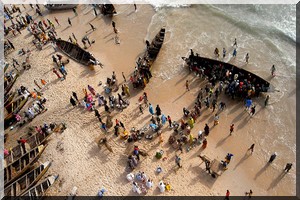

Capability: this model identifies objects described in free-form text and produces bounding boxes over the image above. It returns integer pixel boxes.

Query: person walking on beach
[72,91,79,102]
[149,103,154,115]
[233,38,237,47]
[134,3,137,11]
[232,48,237,57]
[52,68,61,79]
[101,122,108,132]
[202,138,207,149]
[204,124,210,136]
[7,39,15,50]
[94,109,102,123]
[248,143,255,154]
[122,72,126,82]
[156,105,162,116]
[186,80,190,91]
[89,23,96,31]
[54,17,60,26]
[93,7,98,16]
[17,137,27,153]
[175,155,182,168]
[245,53,249,63]
[264,95,270,106]
[250,105,256,116]
[139,104,144,114]
[224,190,230,200]
[68,17,72,26]
[245,190,253,198]
[284,163,292,172]
[167,115,172,128]
[271,65,276,76]
[222,48,226,58]
[229,124,234,135]
[72,7,78,16]
[70,96,77,107]
[269,152,277,163]
[112,21,116,28]
[72,33,77,42]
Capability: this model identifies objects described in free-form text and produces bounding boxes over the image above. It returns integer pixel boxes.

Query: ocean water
[145,4,296,191]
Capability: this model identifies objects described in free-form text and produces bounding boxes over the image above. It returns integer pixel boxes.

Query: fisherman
[68,17,72,26]
[89,23,96,31]
[284,163,293,172]
[245,53,249,63]
[70,96,77,107]
[271,65,276,76]
[269,152,277,163]
[54,17,60,26]
[248,143,255,154]
[229,124,234,135]
[265,95,270,106]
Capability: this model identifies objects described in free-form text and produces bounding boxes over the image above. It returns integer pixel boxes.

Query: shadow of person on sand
[233,151,251,170]
[215,135,230,148]
[254,163,270,180]
[267,171,286,191]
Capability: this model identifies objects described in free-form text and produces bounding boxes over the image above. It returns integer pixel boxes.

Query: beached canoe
[20,175,59,198]
[132,28,166,88]
[4,93,29,129]
[44,4,77,10]
[4,71,19,96]
[182,53,274,93]
[3,161,52,197]
[4,131,52,167]
[55,39,98,66]
[4,145,47,187]
[99,4,117,15]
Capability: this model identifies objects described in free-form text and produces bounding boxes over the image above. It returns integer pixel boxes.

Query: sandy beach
[4,4,296,197]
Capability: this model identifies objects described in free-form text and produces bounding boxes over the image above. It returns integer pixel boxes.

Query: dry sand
[4,4,296,196]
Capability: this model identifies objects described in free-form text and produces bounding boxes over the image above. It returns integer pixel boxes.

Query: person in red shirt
[225,190,230,200]
[167,115,172,128]
[17,137,27,153]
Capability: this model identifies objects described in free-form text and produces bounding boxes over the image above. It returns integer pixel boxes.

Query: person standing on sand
[186,80,190,91]
[112,21,116,29]
[68,17,72,26]
[271,65,276,76]
[248,143,255,154]
[134,3,137,11]
[88,85,96,96]
[70,96,77,107]
[202,138,207,149]
[245,53,249,63]
[265,95,270,106]
[7,39,15,50]
[229,124,234,135]
[72,7,78,16]
[139,104,143,114]
[124,84,130,96]
[54,17,60,26]
[133,146,140,161]
[93,7,97,16]
[72,33,77,42]
[94,109,102,123]
[89,23,96,31]
[156,105,162,116]
[284,163,292,172]
[72,91,79,102]
[167,115,172,128]
[175,155,182,168]
[225,190,230,200]
[122,72,126,82]
[101,122,108,132]
[269,152,277,163]
[250,105,256,116]
[52,68,61,79]
[245,189,253,198]
[204,124,210,136]
[149,103,154,115]
[223,48,226,58]
[233,48,237,57]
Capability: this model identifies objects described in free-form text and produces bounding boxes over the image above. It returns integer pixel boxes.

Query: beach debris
[67,186,78,200]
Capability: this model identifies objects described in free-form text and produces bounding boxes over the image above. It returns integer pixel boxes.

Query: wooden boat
[4,93,29,129]
[55,39,98,66]
[4,91,16,107]
[4,71,19,95]
[20,175,59,199]
[182,52,274,95]
[132,28,166,88]
[99,4,117,15]
[4,145,47,187]
[5,131,52,167]
[44,4,77,10]
[3,161,52,197]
